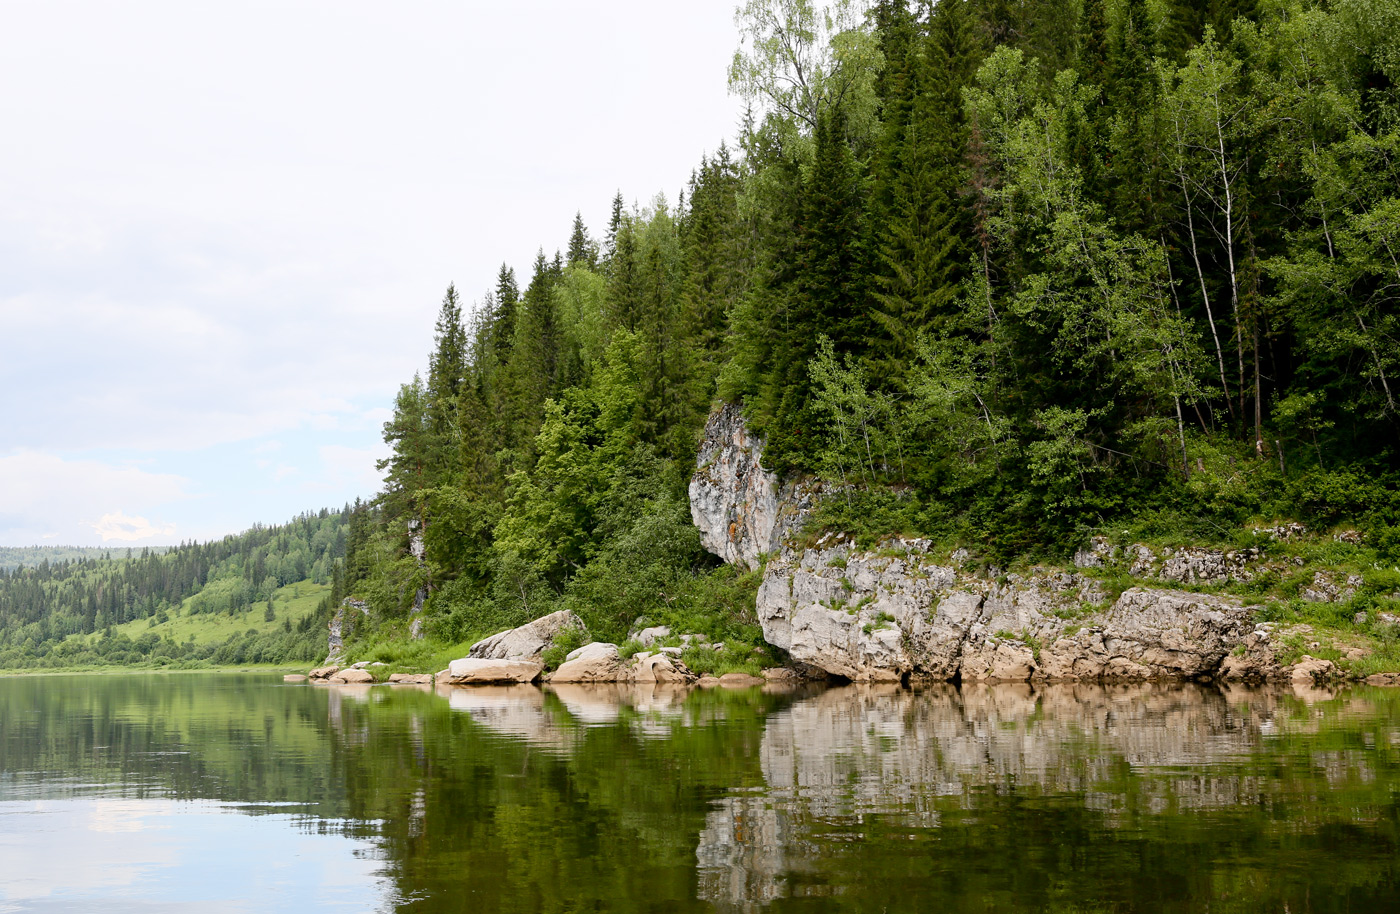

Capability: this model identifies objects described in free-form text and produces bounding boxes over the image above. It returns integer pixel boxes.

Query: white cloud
[86,511,178,543]
[316,444,388,496]
[362,407,393,425]
[0,451,188,544]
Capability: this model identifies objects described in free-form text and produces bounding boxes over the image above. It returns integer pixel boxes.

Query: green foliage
[538,625,589,671]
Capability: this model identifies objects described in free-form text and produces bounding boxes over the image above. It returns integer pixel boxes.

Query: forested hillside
[349,0,1400,655]
[0,509,350,669]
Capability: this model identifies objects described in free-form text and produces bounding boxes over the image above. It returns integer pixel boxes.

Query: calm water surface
[0,673,1397,912]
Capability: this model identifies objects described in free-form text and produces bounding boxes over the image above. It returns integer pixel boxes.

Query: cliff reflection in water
[2,674,1398,912]
[434,679,1400,913]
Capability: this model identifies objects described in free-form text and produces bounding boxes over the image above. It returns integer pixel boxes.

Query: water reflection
[2,674,1398,912]
[0,797,393,913]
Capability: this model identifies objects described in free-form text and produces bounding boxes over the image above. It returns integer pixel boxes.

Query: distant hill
[0,509,349,670]
[0,545,171,572]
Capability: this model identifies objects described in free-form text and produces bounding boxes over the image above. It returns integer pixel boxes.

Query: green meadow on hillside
[96,581,332,649]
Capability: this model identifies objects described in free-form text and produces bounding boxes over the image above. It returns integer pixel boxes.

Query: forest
[347,0,1400,655]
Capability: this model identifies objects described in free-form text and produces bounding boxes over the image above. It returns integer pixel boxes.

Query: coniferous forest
[352,0,1400,652]
[4,0,1399,671]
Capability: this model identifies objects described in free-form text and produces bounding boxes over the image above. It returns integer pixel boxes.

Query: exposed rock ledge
[690,403,1274,683]
[756,537,1251,682]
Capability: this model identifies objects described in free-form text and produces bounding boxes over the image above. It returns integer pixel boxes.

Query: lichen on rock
[688,403,812,570]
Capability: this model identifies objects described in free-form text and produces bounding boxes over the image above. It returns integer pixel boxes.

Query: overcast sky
[0,0,745,547]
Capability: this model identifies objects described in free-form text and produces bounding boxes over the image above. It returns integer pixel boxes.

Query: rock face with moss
[755,536,1252,682]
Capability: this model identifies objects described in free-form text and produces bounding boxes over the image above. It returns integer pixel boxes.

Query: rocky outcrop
[326,598,369,663]
[546,642,698,684]
[1036,588,1249,680]
[683,404,1390,683]
[756,537,1252,682]
[1302,571,1363,604]
[689,404,814,570]
[468,610,587,663]
[1075,536,1261,585]
[443,658,543,684]
[1215,622,1356,683]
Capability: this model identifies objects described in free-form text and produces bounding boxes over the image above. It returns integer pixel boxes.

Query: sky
[0,0,746,547]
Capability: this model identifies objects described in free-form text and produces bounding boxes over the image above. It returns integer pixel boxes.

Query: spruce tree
[604,192,625,266]
[871,0,980,378]
[567,212,596,268]
[426,284,468,441]
[608,218,642,333]
[869,0,920,235]
[490,265,520,368]
[1105,0,1159,234]
[762,105,872,469]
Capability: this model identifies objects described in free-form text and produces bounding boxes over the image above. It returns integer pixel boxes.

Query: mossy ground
[1071,525,1400,678]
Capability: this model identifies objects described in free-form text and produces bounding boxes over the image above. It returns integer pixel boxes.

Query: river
[0,673,1396,912]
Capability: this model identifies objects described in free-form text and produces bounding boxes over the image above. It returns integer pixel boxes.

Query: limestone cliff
[688,403,813,570]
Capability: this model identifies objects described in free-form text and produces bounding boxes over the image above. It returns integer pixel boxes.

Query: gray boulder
[632,625,671,647]
[632,651,694,683]
[468,610,587,662]
[329,668,375,684]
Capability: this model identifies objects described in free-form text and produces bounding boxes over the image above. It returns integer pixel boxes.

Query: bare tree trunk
[1174,388,1190,478]
[1180,183,1233,417]
[1214,129,1246,429]
[1357,314,1397,413]
[1253,323,1263,456]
